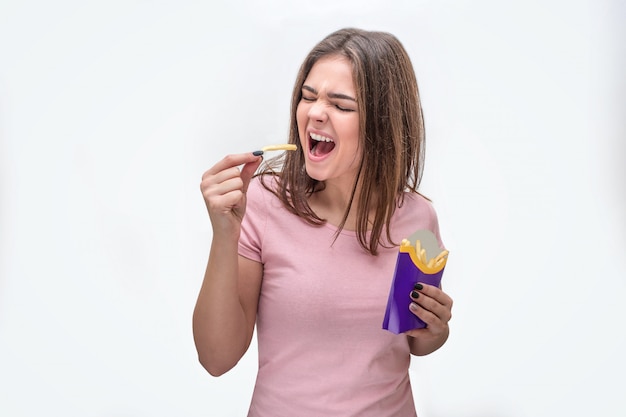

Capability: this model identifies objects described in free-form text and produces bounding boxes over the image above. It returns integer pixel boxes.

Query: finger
[409,301,437,323]
[201,167,243,190]
[207,190,246,213]
[202,176,245,202]
[240,157,263,193]
[414,282,453,309]
[410,289,452,324]
[408,302,447,334]
[203,153,262,178]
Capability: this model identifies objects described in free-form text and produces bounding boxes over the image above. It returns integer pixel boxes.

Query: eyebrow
[302,85,356,102]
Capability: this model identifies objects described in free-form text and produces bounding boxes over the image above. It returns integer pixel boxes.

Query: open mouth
[309,132,336,157]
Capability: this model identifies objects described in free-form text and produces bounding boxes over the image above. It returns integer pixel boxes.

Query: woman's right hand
[200,153,262,236]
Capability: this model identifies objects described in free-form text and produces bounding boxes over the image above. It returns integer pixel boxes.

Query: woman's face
[296,54,361,189]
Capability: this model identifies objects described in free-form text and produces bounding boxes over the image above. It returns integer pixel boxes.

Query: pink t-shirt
[238,176,443,417]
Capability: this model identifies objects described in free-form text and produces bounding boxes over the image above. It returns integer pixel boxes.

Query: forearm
[408,325,449,356]
[193,236,251,376]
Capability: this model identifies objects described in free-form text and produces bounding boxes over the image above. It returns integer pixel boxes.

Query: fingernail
[413,283,423,291]
[252,150,264,156]
[411,290,419,299]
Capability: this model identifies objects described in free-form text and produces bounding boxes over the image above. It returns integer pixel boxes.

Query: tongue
[313,141,335,156]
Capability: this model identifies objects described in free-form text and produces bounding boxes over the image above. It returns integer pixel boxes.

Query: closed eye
[335,104,356,112]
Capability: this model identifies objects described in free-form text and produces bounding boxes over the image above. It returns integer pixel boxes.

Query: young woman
[194,28,453,417]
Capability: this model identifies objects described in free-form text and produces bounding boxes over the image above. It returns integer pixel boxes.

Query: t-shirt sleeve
[238,177,267,263]
[425,198,445,251]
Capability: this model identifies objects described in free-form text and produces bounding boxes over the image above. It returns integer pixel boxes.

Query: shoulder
[246,174,287,215]
[240,176,282,258]
[400,192,438,217]
[392,191,443,242]
[247,175,278,202]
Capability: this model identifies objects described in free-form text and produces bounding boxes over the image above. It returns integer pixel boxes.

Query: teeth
[310,133,334,142]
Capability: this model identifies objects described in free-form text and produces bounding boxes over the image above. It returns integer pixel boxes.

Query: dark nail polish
[252,150,264,156]
[411,290,419,299]
[413,283,423,291]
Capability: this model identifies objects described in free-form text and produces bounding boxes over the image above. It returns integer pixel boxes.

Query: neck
[309,181,376,231]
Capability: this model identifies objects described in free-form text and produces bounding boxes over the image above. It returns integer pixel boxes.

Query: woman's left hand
[405,283,453,346]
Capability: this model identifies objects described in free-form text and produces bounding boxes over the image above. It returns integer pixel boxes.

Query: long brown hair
[259,28,426,255]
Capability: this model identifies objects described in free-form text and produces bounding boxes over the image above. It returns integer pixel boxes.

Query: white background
[1,1,624,416]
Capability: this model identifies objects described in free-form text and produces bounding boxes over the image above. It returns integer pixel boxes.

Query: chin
[304,164,326,182]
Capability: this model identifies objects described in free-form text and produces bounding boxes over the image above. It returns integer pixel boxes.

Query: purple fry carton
[382,229,449,334]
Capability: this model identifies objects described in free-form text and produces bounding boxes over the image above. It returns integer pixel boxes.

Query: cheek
[295,104,306,131]
[297,106,312,145]
[347,120,362,163]
[342,116,360,146]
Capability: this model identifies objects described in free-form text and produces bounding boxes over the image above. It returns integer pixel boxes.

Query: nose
[307,100,327,123]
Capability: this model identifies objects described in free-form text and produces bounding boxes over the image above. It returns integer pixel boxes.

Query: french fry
[408,237,448,271]
[434,250,449,263]
[434,250,449,268]
[261,144,297,152]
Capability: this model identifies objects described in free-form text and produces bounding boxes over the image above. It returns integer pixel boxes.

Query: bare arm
[192,153,263,376]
